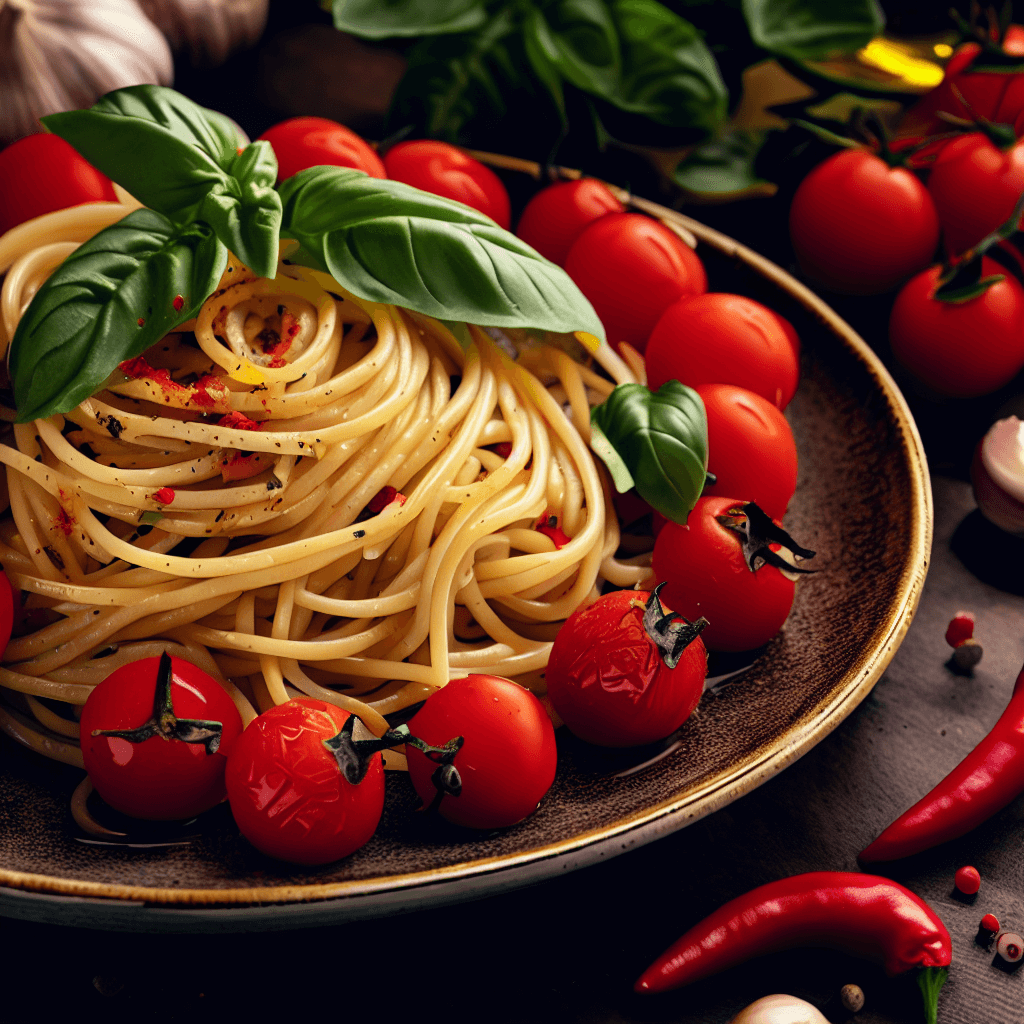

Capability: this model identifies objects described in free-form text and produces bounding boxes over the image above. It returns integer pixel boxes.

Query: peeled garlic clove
[729,994,832,1024]
[971,416,1024,535]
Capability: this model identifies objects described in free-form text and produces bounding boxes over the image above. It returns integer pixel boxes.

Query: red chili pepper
[634,872,950,1024]
[860,659,1024,864]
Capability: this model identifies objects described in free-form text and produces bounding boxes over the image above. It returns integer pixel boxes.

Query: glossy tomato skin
[889,256,1024,398]
[546,589,707,747]
[789,149,939,295]
[225,698,384,865]
[258,116,386,181]
[696,383,798,521]
[646,293,801,410]
[564,212,707,352]
[516,178,623,266]
[79,656,243,820]
[406,675,556,829]
[0,134,118,237]
[652,497,796,653]
[383,140,510,228]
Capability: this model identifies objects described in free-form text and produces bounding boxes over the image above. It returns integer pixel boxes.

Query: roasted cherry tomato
[788,148,939,295]
[79,652,243,821]
[0,134,118,237]
[545,586,707,748]
[258,116,386,182]
[653,497,811,652]
[383,140,510,229]
[646,293,801,410]
[564,212,707,353]
[225,698,384,865]
[516,178,623,265]
[696,383,798,521]
[405,674,556,829]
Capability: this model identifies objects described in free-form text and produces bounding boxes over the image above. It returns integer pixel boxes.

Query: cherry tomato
[0,569,13,658]
[225,698,384,865]
[545,587,707,747]
[405,674,556,829]
[646,293,801,410]
[889,256,1024,397]
[696,383,798,521]
[564,212,707,352]
[79,652,243,821]
[383,140,510,229]
[0,134,118,237]
[258,116,386,182]
[516,178,623,266]
[788,149,939,295]
[652,497,800,652]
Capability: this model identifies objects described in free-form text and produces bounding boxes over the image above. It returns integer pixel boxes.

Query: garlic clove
[971,416,1024,535]
[137,0,269,68]
[728,994,832,1024]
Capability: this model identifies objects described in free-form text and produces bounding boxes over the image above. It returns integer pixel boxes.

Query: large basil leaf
[332,0,487,38]
[42,86,281,279]
[278,166,605,340]
[590,381,707,524]
[742,0,884,61]
[10,209,227,422]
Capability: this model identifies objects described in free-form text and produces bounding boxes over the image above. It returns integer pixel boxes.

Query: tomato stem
[643,584,708,669]
[715,502,815,576]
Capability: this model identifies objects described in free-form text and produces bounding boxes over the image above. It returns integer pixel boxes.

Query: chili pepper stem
[917,966,948,1024]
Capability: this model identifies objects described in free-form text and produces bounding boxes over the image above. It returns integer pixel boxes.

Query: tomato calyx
[951,6,1024,71]
[91,651,224,754]
[715,502,816,576]
[638,583,708,670]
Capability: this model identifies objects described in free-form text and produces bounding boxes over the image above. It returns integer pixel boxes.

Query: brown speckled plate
[0,161,931,931]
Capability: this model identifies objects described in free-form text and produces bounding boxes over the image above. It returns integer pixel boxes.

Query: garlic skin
[0,0,173,145]
[971,416,1024,535]
[729,994,832,1024]
[137,0,269,67]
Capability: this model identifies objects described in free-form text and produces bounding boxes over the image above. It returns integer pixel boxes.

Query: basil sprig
[590,380,708,525]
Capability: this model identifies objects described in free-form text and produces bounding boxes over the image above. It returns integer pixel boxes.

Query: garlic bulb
[137,0,269,67]
[729,994,832,1024]
[0,0,173,145]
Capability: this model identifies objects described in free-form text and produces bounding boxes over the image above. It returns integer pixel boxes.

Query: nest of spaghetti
[0,227,650,764]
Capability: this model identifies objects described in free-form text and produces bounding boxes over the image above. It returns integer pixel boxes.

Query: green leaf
[332,0,487,39]
[278,166,604,340]
[673,130,776,198]
[743,0,885,61]
[42,85,282,278]
[589,419,635,493]
[9,209,227,422]
[522,9,568,128]
[590,381,708,524]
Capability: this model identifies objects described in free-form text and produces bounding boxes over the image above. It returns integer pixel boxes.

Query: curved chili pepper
[860,659,1024,864]
[634,872,950,1024]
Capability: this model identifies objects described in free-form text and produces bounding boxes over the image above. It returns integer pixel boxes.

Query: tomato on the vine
[225,698,384,865]
[0,134,118,237]
[646,293,801,410]
[79,652,243,820]
[545,587,707,748]
[516,178,623,266]
[405,674,556,829]
[788,148,939,295]
[564,212,707,353]
[258,116,386,182]
[383,140,511,229]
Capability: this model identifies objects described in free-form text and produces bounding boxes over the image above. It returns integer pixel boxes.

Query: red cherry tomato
[258,116,386,182]
[79,653,243,820]
[545,588,707,747]
[225,698,384,865]
[564,212,707,353]
[0,569,13,658]
[383,140,510,229]
[889,256,1024,397]
[696,383,798,521]
[789,149,939,295]
[0,134,118,237]
[405,674,556,829]
[646,293,801,410]
[516,178,623,265]
[652,497,798,652]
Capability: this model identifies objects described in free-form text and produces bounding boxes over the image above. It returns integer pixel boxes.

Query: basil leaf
[278,166,604,340]
[590,381,708,524]
[332,0,487,38]
[9,209,227,422]
[525,0,622,99]
[42,86,281,278]
[742,0,884,61]
[522,9,568,128]
[673,130,775,199]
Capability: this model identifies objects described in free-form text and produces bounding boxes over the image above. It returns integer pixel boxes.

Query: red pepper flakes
[137,317,146,327]
[190,374,228,409]
[954,865,981,895]
[152,487,175,505]
[536,514,570,549]
[356,486,407,522]
[53,508,75,537]
[173,294,185,312]
[217,411,261,431]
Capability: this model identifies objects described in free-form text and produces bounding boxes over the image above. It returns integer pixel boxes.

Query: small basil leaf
[589,419,635,493]
[590,381,708,524]
[278,166,605,340]
[9,209,227,422]
[743,0,884,62]
[673,130,776,199]
[332,0,488,38]
[527,0,622,99]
